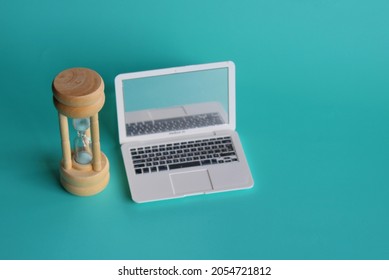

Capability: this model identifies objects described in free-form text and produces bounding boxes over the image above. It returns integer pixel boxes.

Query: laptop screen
[115,62,235,142]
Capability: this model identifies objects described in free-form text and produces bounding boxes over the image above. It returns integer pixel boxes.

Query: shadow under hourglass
[45,156,63,189]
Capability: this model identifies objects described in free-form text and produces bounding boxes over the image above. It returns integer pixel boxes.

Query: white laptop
[115,61,253,203]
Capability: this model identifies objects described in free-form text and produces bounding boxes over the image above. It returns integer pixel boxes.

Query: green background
[1,0,388,259]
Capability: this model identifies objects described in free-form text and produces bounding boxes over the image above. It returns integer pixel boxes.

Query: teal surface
[1,0,388,259]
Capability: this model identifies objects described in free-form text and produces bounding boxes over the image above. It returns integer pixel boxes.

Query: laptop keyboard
[130,136,238,175]
[126,112,225,136]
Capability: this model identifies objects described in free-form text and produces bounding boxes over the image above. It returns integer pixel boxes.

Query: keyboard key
[158,165,168,171]
[169,161,201,170]
[220,152,236,157]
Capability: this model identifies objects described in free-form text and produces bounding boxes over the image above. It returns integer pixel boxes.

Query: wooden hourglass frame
[52,68,109,196]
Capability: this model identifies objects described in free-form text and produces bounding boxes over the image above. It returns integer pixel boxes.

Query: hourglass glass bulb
[73,118,93,164]
[73,118,90,131]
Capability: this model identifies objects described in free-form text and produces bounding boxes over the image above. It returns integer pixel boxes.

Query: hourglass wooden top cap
[53,68,104,106]
[52,68,105,118]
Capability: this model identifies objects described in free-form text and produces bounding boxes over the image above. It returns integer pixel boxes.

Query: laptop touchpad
[170,170,213,195]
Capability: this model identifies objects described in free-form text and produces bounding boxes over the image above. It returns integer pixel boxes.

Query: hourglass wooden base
[60,152,110,196]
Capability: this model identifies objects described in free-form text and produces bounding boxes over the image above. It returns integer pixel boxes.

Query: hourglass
[52,68,110,196]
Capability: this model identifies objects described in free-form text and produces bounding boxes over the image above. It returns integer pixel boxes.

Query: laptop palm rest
[170,170,213,195]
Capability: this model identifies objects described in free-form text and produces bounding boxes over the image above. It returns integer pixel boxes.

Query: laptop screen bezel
[115,61,236,145]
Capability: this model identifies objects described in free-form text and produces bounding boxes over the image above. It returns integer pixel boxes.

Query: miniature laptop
[115,61,253,203]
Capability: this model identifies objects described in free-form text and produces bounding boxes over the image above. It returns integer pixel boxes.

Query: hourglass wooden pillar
[52,68,109,196]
